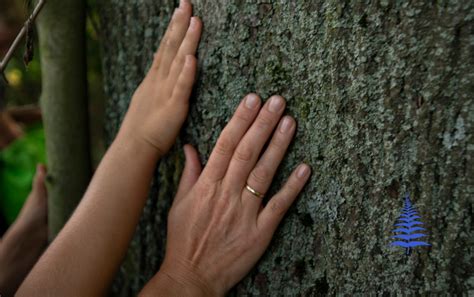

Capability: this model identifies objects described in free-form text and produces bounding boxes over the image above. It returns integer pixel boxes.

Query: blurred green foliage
[0,124,45,224]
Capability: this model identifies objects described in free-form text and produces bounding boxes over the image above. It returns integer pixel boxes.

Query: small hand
[119,0,202,157]
[140,94,311,296]
[0,111,23,150]
[0,165,48,297]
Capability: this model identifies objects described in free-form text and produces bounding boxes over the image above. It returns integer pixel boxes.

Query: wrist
[114,127,163,161]
[140,257,222,297]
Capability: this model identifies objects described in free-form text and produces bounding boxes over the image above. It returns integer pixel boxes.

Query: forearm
[18,1,200,294]
[17,132,160,296]
[0,221,45,297]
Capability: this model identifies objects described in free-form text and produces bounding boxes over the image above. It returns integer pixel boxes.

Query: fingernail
[279,116,293,133]
[296,164,310,179]
[245,94,259,109]
[179,0,186,8]
[268,96,284,113]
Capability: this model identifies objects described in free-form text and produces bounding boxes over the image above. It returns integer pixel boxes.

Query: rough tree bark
[37,0,92,238]
[99,1,473,295]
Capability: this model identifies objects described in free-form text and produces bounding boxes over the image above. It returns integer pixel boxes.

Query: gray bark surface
[99,1,473,295]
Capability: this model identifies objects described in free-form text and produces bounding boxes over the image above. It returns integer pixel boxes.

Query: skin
[17,1,202,295]
[0,18,40,149]
[0,111,23,149]
[17,0,311,296]
[0,165,48,297]
[140,95,311,297]
[0,19,47,297]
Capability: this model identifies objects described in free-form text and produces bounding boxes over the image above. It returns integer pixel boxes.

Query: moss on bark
[99,1,473,295]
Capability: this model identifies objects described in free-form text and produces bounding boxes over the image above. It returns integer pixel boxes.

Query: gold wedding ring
[245,184,265,199]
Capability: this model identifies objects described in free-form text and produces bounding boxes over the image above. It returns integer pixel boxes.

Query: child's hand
[119,0,202,157]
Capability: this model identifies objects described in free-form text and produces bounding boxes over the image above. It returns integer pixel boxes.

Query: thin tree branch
[0,0,46,76]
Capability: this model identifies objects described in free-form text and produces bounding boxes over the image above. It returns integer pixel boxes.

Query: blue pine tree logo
[390,193,431,255]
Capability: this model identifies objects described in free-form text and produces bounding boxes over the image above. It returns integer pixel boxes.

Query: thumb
[174,144,202,202]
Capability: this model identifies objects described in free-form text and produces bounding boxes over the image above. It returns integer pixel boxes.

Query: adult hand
[140,94,311,296]
[119,0,202,157]
[16,2,203,296]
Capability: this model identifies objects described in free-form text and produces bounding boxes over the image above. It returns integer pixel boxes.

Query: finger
[33,164,48,197]
[151,0,192,77]
[167,16,202,87]
[10,121,23,138]
[257,164,311,234]
[242,116,296,218]
[224,95,286,189]
[170,55,197,106]
[174,144,202,202]
[202,94,261,182]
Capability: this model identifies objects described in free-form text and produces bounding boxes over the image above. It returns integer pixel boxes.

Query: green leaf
[0,124,46,224]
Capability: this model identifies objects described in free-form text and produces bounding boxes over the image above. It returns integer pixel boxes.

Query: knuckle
[250,166,271,185]
[152,53,160,66]
[165,36,178,49]
[219,186,234,200]
[285,180,300,195]
[234,144,253,162]
[255,113,273,130]
[216,193,231,211]
[234,109,254,123]
[269,134,287,150]
[176,75,191,90]
[214,136,234,157]
[270,199,286,216]
[195,181,217,200]
[175,55,185,67]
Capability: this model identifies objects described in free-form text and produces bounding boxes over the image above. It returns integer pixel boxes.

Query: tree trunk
[37,0,92,238]
[99,1,473,295]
